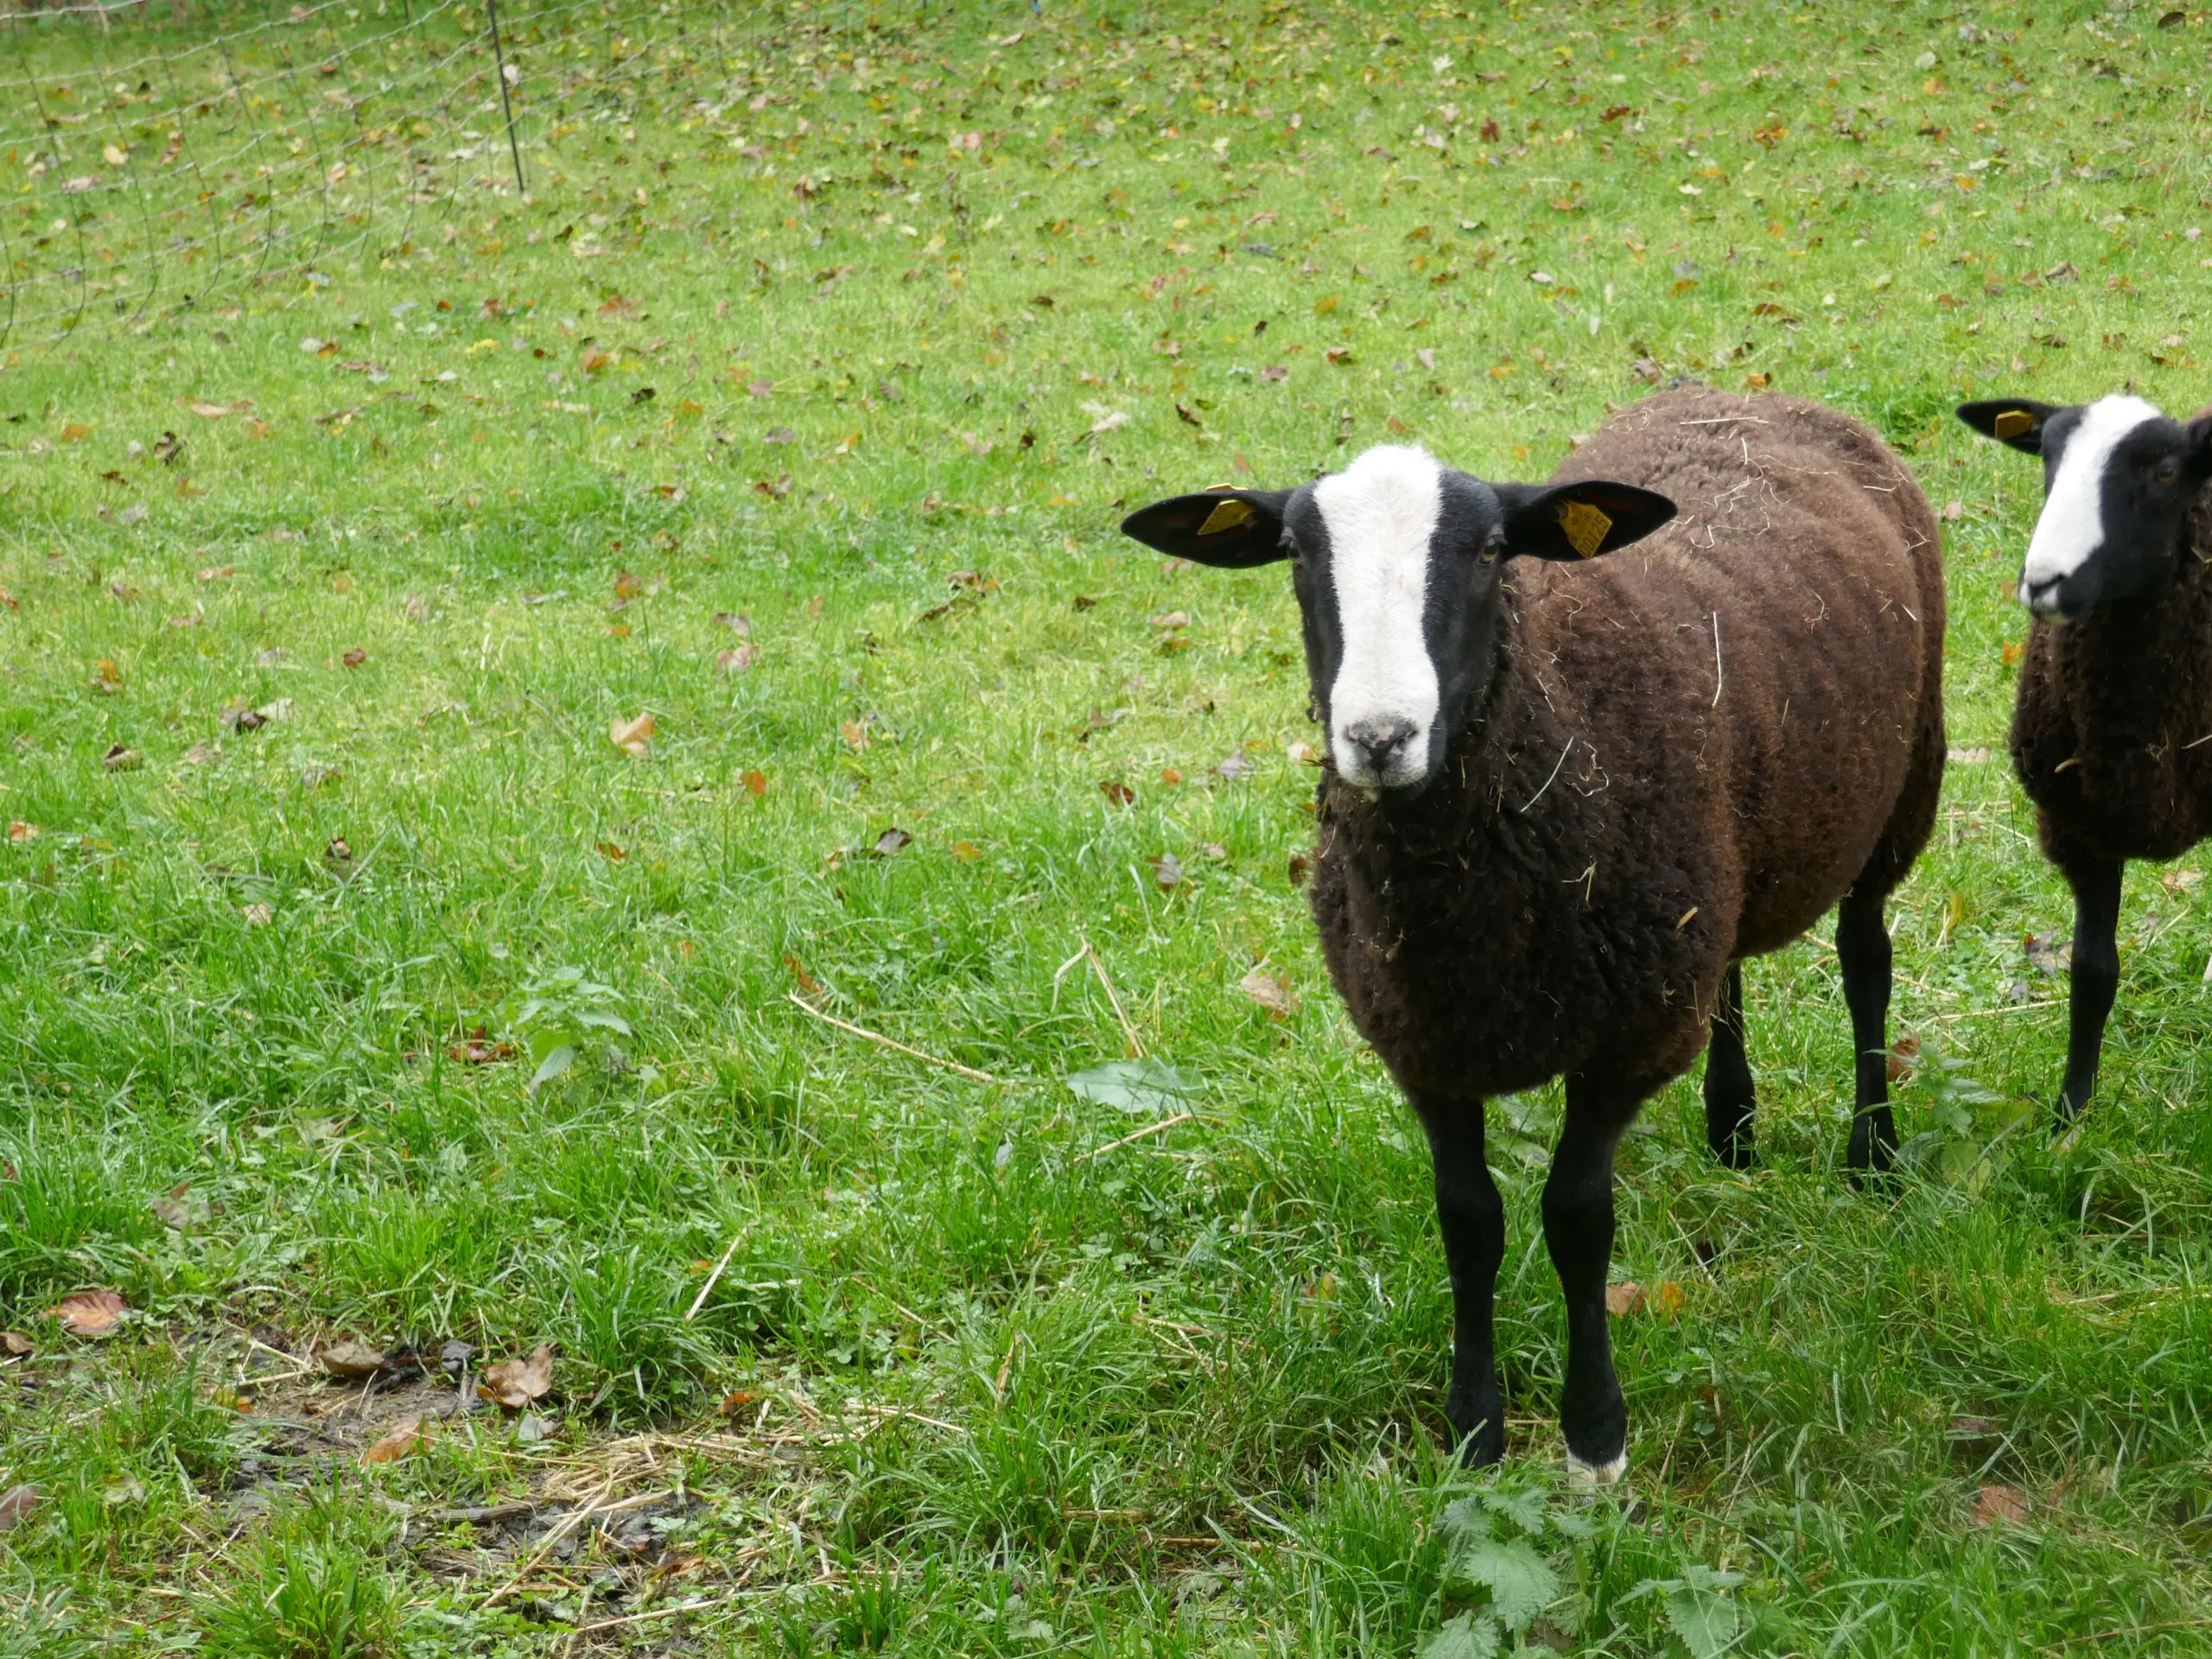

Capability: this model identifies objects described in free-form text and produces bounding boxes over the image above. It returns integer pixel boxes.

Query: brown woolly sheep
[1121,386,1946,1481]
[1960,392,2212,1124]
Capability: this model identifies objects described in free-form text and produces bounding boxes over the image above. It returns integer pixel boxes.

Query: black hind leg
[1703,962,1755,1168]
[1836,891,1897,1175]
[2056,857,2123,1129]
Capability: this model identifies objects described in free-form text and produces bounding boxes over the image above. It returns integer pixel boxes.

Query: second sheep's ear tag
[1993,409,2036,440]
[1198,497,1255,537]
[1558,499,1612,558]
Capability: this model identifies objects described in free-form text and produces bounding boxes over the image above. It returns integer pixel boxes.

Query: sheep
[1120,387,1947,1480]
[1958,392,2212,1125]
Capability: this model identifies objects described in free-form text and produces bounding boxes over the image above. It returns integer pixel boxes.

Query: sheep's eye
[2156,456,2182,485]
[1477,547,1500,564]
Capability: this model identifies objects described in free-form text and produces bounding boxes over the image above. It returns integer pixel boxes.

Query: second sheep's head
[1121,444,1675,797]
[1960,394,2212,621]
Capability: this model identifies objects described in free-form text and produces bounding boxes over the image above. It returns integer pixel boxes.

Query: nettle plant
[507,965,639,1091]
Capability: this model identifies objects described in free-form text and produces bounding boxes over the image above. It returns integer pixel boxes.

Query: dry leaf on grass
[741,769,768,796]
[1147,853,1184,889]
[1605,1281,1645,1317]
[1287,852,1311,887]
[0,1484,41,1532]
[1100,779,1135,808]
[873,827,912,857]
[1239,969,1296,1018]
[149,1182,195,1230]
[1653,1281,1688,1317]
[361,1415,431,1465]
[609,712,655,755]
[321,1340,389,1379]
[51,1288,127,1338]
[717,643,761,673]
[102,744,143,772]
[3,1332,34,1357]
[1970,1484,2030,1527]
[1287,741,1322,766]
[479,1344,555,1409]
[342,648,367,669]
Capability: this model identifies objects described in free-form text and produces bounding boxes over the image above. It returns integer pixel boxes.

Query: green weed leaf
[1417,1611,1500,1659]
[530,1044,577,1090]
[1666,1586,1742,1659]
[1065,1058,1199,1114]
[1442,1535,1557,1630]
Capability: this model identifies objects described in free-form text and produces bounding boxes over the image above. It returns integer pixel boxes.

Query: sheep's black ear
[1119,488,1292,567]
[1958,397,2061,454]
[2189,412,2212,472]
[1495,480,1677,562]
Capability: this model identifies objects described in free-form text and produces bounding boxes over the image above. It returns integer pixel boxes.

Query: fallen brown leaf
[479,1344,555,1409]
[874,826,912,857]
[597,841,627,861]
[1605,1281,1645,1317]
[1147,852,1184,888]
[1653,1281,1688,1318]
[1100,779,1135,808]
[1971,1483,2030,1527]
[447,1025,516,1065]
[102,744,143,772]
[2,1332,34,1357]
[8,823,38,843]
[149,1182,194,1230]
[361,1415,431,1465]
[1287,852,1311,886]
[741,769,768,796]
[1886,1035,1921,1084]
[1238,968,1295,1018]
[716,643,761,673]
[0,1484,41,1531]
[51,1288,127,1339]
[609,712,655,755]
[950,839,981,861]
[342,648,367,669]
[321,1340,389,1379]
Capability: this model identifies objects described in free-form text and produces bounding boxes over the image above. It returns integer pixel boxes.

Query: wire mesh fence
[0,0,768,350]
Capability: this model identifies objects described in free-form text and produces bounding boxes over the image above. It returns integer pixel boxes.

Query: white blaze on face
[1314,445,1444,789]
[2020,394,2161,612]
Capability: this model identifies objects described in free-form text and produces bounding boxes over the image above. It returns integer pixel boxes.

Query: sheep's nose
[1343,717,1417,773]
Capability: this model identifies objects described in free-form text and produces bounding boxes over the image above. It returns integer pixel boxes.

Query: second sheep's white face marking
[1314,445,1445,791]
[2020,393,2161,613]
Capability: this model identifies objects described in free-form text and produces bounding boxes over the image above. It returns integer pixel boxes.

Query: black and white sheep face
[1118,446,1676,795]
[1960,394,2212,620]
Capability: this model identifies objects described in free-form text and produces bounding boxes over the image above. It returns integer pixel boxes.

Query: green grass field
[4,0,2212,1651]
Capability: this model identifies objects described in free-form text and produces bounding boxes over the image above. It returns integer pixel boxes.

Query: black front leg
[1414,1097,1504,1466]
[2058,857,2123,1128]
[1703,961,1755,1168]
[1836,891,1897,1175]
[1544,1076,1639,1484]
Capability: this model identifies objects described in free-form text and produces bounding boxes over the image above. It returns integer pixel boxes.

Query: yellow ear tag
[1558,499,1613,559]
[1993,409,2035,439]
[1197,498,1255,536]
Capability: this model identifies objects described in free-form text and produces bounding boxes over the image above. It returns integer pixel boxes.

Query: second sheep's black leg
[1703,962,1755,1169]
[1543,1076,1641,1483]
[1414,1097,1505,1467]
[2057,857,2124,1128]
[1836,890,1897,1174]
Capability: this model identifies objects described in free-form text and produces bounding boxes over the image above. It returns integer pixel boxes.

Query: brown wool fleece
[1308,387,1947,1100]
[2011,426,2212,879]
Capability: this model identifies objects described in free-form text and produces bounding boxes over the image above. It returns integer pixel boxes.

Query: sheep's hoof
[1564,1449,1628,1490]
